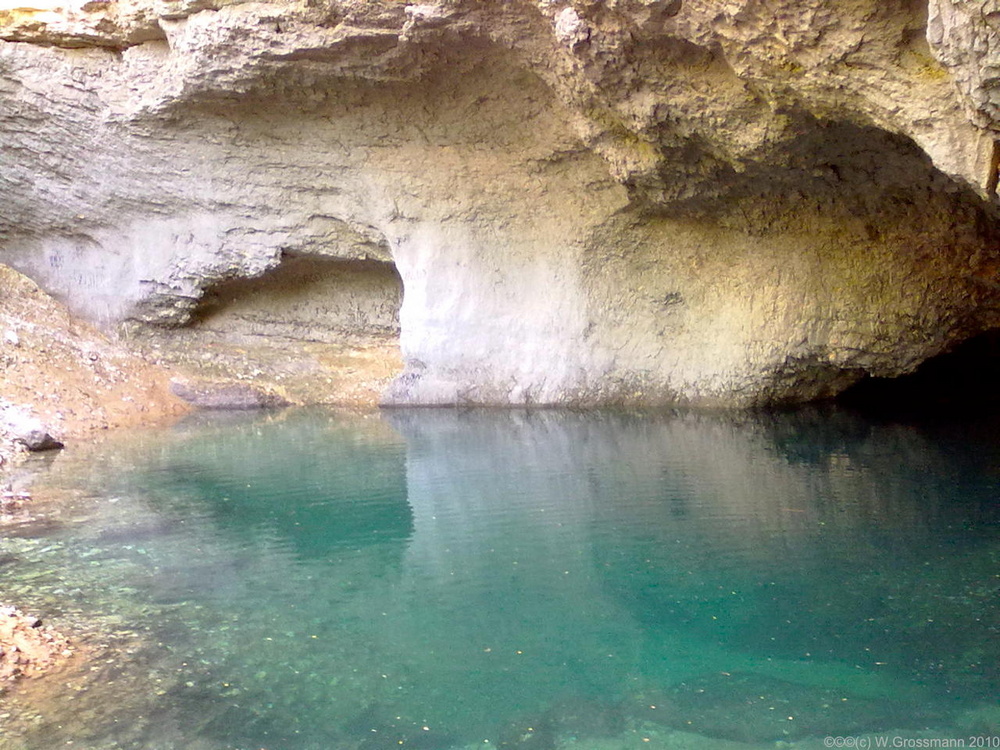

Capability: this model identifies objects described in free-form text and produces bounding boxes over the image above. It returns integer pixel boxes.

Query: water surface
[2,407,999,749]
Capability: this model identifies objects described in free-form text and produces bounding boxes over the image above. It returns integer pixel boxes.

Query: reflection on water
[2,407,999,749]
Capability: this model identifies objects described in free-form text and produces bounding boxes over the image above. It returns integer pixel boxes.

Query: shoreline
[0,264,192,723]
[0,261,400,737]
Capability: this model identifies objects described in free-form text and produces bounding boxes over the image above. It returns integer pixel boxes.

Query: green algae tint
[2,408,1000,749]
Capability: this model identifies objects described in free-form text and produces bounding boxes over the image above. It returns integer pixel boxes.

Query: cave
[191,253,403,343]
[3,0,1000,410]
[836,329,1000,417]
[137,254,404,407]
[4,1,1000,408]
[6,1,1000,746]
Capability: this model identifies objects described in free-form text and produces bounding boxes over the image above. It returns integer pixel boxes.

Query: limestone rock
[0,605,72,685]
[928,0,1000,130]
[169,378,290,410]
[2,0,1000,406]
[0,402,63,452]
[0,263,186,462]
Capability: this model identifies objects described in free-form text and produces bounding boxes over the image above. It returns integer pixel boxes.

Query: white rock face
[928,0,1000,128]
[0,400,62,451]
[3,0,1000,406]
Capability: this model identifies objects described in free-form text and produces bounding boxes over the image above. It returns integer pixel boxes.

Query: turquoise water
[3,408,1000,748]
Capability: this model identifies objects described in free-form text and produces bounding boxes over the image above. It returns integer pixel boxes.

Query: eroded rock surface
[0,263,186,463]
[3,0,1000,405]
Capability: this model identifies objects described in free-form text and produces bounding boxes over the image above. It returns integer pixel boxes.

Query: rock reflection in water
[2,406,997,749]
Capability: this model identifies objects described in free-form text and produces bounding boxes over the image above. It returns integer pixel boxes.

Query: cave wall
[3,0,1000,406]
[192,256,402,342]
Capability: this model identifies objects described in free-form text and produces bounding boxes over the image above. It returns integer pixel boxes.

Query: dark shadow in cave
[639,111,1000,237]
[835,329,1000,419]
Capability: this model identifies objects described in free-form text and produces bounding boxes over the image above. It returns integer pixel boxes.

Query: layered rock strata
[2,0,1000,405]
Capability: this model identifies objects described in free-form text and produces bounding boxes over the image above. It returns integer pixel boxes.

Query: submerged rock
[496,714,557,749]
[640,671,947,742]
[545,695,626,740]
[0,605,72,686]
[957,704,1000,736]
[12,427,64,453]
[169,379,290,411]
[344,704,461,750]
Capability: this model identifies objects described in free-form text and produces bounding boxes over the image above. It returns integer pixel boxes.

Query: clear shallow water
[3,407,1000,749]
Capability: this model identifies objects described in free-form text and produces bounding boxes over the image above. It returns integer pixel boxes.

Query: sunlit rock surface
[3,0,1000,405]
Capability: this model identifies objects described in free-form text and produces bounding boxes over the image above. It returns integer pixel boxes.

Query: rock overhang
[3,0,1000,407]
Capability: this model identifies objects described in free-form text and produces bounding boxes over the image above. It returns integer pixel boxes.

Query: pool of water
[2,407,999,749]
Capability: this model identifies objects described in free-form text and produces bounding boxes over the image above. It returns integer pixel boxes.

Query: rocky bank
[4,0,1000,408]
[0,606,72,686]
[0,263,187,466]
